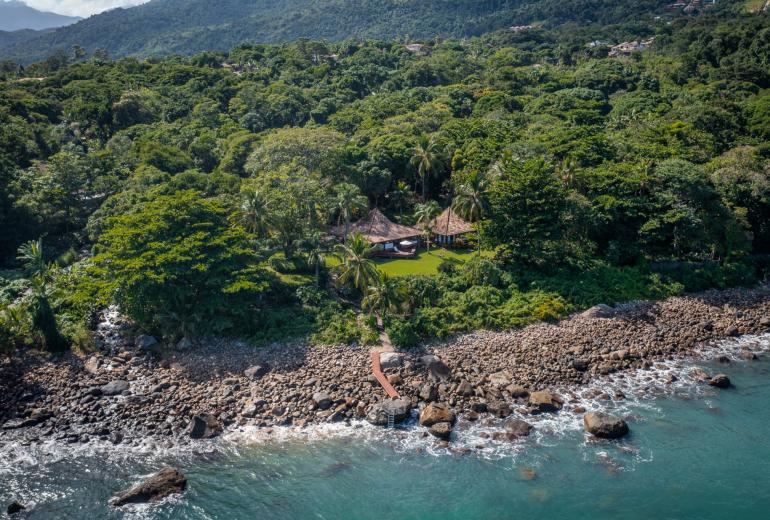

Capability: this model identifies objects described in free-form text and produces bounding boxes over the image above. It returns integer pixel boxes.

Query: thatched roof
[331,208,420,244]
[430,207,475,237]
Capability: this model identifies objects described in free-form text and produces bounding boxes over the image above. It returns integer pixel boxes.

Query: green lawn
[374,248,492,277]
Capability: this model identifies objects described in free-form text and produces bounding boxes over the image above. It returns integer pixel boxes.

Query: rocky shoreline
[1,287,769,448]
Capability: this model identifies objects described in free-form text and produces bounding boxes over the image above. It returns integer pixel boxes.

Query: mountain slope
[0,1,80,31]
[0,0,673,63]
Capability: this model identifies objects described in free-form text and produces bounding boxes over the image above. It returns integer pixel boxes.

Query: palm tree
[334,183,369,244]
[334,233,379,292]
[303,231,326,289]
[410,134,443,201]
[362,274,406,317]
[414,200,440,252]
[389,180,413,222]
[453,172,489,255]
[17,239,67,353]
[239,189,271,238]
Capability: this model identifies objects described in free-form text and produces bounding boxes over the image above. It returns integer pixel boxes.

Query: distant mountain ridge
[0,0,81,31]
[0,0,675,64]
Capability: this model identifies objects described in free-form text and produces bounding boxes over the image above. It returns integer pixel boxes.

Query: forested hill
[0,0,679,64]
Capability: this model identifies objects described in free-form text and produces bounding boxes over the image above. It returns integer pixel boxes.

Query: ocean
[1,334,769,519]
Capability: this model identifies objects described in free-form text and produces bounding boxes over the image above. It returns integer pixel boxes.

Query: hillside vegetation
[1,9,769,353]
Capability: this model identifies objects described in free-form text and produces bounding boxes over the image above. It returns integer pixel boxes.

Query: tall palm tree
[362,274,406,317]
[334,233,379,292]
[389,180,413,222]
[410,134,443,201]
[414,200,441,252]
[453,172,489,255]
[239,189,271,238]
[334,183,369,244]
[303,231,326,289]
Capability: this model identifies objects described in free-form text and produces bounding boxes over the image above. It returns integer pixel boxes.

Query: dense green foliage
[0,0,682,64]
[1,7,769,351]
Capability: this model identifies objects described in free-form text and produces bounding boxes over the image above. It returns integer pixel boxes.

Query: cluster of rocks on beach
[1,287,769,450]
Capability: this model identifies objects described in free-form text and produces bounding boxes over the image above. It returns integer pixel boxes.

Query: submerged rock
[7,502,25,515]
[419,403,455,427]
[583,412,629,439]
[110,467,187,506]
[709,374,731,389]
[366,399,412,426]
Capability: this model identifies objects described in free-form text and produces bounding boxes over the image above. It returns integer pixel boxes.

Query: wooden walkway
[370,316,400,398]
[370,350,400,398]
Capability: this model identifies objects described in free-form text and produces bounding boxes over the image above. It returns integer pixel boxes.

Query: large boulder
[419,383,438,402]
[504,418,533,438]
[366,399,412,426]
[188,413,222,439]
[528,391,563,413]
[583,412,629,439]
[379,352,403,370]
[419,403,455,427]
[101,380,130,396]
[428,422,453,440]
[709,374,731,389]
[110,468,187,506]
[244,364,270,380]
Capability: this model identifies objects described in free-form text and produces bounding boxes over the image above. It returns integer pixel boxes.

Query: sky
[12,0,150,17]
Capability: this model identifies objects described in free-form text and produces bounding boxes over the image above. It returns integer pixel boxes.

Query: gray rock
[504,418,533,438]
[110,467,187,506]
[188,413,222,439]
[581,304,615,319]
[419,383,437,402]
[419,354,439,366]
[427,360,452,382]
[428,421,453,440]
[101,380,130,396]
[134,334,157,350]
[708,374,731,389]
[583,412,629,439]
[312,392,333,410]
[366,399,412,426]
[176,337,194,351]
[244,364,269,380]
[379,352,403,370]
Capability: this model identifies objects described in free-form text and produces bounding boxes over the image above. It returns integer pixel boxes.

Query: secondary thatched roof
[331,208,420,244]
[430,207,475,237]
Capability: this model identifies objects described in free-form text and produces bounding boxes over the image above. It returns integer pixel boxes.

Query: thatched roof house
[429,207,475,245]
[331,208,420,245]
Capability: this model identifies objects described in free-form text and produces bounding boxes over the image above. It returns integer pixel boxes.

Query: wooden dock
[370,350,400,398]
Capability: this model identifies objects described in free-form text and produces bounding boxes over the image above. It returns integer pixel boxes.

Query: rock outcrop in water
[583,412,630,439]
[366,399,412,426]
[7,502,25,515]
[0,287,768,446]
[110,467,187,506]
[708,374,731,389]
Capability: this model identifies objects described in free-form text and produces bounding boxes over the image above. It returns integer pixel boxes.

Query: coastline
[1,286,769,450]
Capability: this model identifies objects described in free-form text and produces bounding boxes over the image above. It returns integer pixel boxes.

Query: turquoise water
[2,335,769,519]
